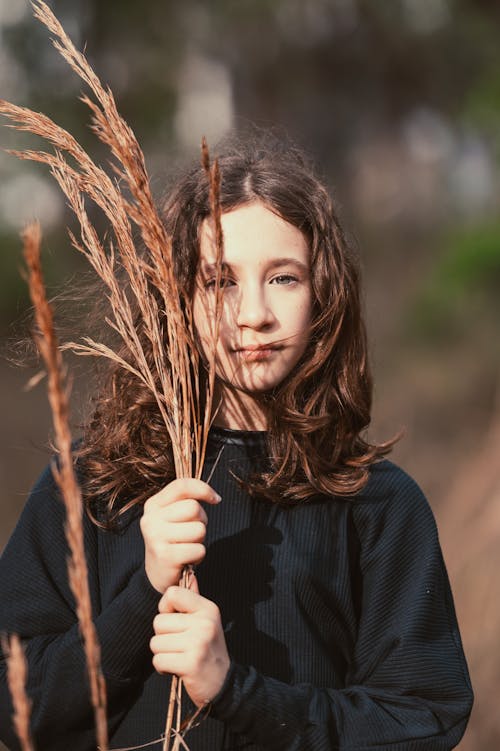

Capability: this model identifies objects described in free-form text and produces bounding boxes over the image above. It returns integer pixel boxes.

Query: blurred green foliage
[411,219,500,341]
[439,221,500,292]
[2,0,500,337]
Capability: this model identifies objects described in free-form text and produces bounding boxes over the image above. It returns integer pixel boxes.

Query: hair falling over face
[79,132,396,525]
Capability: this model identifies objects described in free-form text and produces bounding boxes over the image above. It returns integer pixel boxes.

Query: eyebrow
[201,257,309,274]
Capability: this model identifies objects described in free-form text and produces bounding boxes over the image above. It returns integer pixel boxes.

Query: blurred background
[0,0,499,747]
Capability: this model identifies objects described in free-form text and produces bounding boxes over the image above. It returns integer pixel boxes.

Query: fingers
[166,542,207,567]
[151,593,219,664]
[150,585,230,705]
[145,478,221,511]
[140,479,221,593]
[152,652,195,677]
[165,499,209,525]
[153,612,189,634]
[140,508,207,547]
[162,520,206,544]
[159,585,218,616]
[160,586,198,614]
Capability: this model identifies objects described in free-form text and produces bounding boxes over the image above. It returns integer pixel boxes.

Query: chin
[232,380,276,395]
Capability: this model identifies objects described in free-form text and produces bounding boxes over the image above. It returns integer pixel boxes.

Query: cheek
[192,295,232,370]
[193,293,215,338]
[291,293,313,340]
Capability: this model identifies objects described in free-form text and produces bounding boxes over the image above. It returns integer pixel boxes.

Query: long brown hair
[80,131,394,523]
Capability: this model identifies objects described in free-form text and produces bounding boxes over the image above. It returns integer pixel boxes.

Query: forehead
[199,201,309,267]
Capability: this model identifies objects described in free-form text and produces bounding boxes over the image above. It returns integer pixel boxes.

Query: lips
[234,343,282,352]
[234,344,282,361]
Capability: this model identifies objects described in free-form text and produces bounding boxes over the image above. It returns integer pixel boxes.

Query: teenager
[0,135,473,750]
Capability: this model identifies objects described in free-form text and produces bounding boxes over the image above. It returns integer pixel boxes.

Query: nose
[235,283,275,330]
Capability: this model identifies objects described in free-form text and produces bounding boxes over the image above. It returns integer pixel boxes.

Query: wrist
[192,654,231,708]
[210,660,238,712]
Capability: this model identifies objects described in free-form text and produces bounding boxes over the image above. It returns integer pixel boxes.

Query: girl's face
[193,201,313,429]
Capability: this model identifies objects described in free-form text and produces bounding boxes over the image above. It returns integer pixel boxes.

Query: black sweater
[0,428,473,750]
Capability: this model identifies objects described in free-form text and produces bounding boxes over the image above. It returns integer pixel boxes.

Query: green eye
[271,274,298,285]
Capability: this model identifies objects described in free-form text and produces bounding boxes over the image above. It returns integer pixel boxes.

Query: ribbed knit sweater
[0,427,472,750]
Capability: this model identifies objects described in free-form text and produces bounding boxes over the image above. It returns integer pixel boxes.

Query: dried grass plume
[23,221,108,751]
[1,634,34,751]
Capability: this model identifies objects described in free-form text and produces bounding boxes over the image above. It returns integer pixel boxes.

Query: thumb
[159,573,200,613]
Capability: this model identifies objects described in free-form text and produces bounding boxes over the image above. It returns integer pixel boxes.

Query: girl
[0,135,473,750]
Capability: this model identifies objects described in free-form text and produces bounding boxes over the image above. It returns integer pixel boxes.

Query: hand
[140,477,221,593]
[150,581,230,708]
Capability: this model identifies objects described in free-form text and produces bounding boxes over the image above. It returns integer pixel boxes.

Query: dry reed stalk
[1,634,35,751]
[200,136,225,419]
[164,142,225,751]
[1,2,225,748]
[22,222,108,750]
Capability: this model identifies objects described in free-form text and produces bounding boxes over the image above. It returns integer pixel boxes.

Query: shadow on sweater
[198,522,291,682]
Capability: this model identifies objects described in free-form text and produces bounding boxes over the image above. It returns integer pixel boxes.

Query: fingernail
[214,493,222,503]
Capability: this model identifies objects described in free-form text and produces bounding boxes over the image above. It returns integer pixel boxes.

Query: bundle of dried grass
[1,2,224,749]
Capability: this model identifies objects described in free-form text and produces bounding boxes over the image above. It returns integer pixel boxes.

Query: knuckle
[152,654,163,672]
[211,615,221,633]
[152,615,162,634]
[141,511,159,532]
[140,519,154,541]
[171,542,205,566]
[145,534,162,553]
[207,601,221,620]
[170,546,186,565]
[144,490,162,511]
[143,495,154,513]
[184,499,199,517]
[174,477,191,493]
[193,521,206,540]
[192,543,206,563]
[202,618,217,641]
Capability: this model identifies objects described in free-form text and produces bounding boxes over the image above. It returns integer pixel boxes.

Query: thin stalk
[1,634,35,751]
[23,222,108,751]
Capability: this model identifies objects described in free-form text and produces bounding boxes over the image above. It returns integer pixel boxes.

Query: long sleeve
[0,465,161,751]
[1,438,474,751]
[209,466,473,750]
